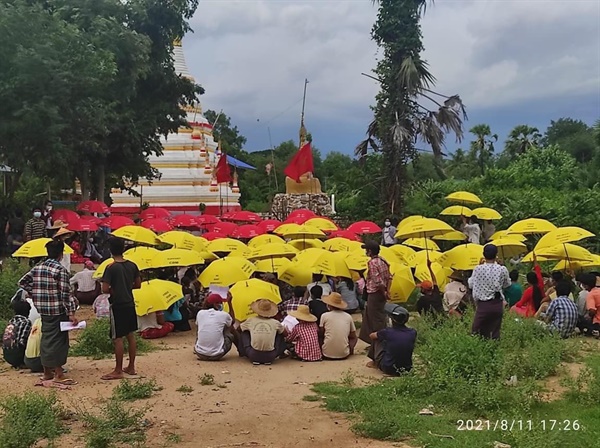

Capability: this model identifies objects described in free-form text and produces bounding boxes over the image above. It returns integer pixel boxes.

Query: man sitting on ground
[308,285,328,324]
[287,305,322,362]
[194,293,236,361]
[2,300,32,369]
[416,280,444,318]
[539,281,579,339]
[236,299,286,365]
[278,286,307,317]
[319,293,357,360]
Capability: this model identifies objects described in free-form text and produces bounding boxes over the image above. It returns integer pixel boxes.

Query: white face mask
[33,212,42,218]
[385,221,391,227]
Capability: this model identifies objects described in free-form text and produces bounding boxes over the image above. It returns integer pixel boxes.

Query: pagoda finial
[173,39,182,47]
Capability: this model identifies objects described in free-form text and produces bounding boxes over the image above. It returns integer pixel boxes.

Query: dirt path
[0,309,401,448]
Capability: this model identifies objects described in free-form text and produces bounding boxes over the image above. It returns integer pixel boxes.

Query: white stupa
[110,41,242,215]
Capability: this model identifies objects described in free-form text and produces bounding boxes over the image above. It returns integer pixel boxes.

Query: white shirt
[468,263,511,302]
[60,254,71,274]
[306,282,332,297]
[463,223,481,244]
[443,281,467,311]
[382,225,397,245]
[70,269,97,292]
[137,313,161,332]
[195,309,233,357]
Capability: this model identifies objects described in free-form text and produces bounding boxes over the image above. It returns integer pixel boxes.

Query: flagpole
[219,183,223,216]
[268,127,278,190]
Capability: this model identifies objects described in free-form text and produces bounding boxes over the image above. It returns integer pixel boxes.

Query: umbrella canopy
[278,262,313,287]
[257,219,282,233]
[254,257,292,273]
[53,209,80,225]
[471,207,502,220]
[13,238,74,258]
[159,231,205,252]
[196,215,220,226]
[402,238,440,251]
[286,209,316,224]
[388,244,417,263]
[149,248,204,269]
[398,215,425,229]
[199,257,256,287]
[111,225,159,246]
[248,234,285,248]
[379,247,402,265]
[248,243,298,260]
[77,200,109,214]
[395,218,454,239]
[553,254,600,272]
[141,218,172,233]
[304,217,338,232]
[414,262,452,292]
[405,249,443,267]
[433,230,468,242]
[172,214,201,228]
[489,230,526,242]
[445,191,483,205]
[507,218,557,235]
[140,207,170,220]
[388,263,416,303]
[440,205,473,217]
[80,215,102,225]
[207,238,247,253]
[323,238,363,252]
[123,247,160,267]
[212,221,238,236]
[68,219,98,232]
[327,229,361,241]
[310,251,352,278]
[93,255,151,279]
[344,252,369,271]
[288,239,324,251]
[228,279,282,321]
[347,221,382,235]
[525,243,595,262]
[274,223,302,235]
[280,224,326,239]
[490,238,528,259]
[439,244,484,271]
[201,231,226,241]
[535,226,595,250]
[101,215,135,230]
[226,211,262,223]
[232,225,264,239]
[133,279,183,316]
[227,247,253,258]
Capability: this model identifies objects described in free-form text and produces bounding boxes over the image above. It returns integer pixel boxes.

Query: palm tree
[356,0,466,214]
[469,124,497,175]
[504,125,541,159]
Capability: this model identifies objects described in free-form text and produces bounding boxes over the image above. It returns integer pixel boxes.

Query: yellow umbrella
[440,205,473,217]
[111,225,159,246]
[278,262,312,286]
[439,244,484,271]
[379,247,402,265]
[535,226,595,250]
[227,247,253,258]
[248,243,298,260]
[198,250,219,262]
[489,230,526,242]
[323,238,363,252]
[255,257,292,273]
[344,252,369,271]
[394,218,454,239]
[149,248,204,269]
[199,257,256,287]
[471,207,502,220]
[288,239,324,251]
[273,223,302,235]
[13,238,74,258]
[553,254,600,272]
[304,217,338,232]
[406,250,443,267]
[402,238,440,251]
[491,238,528,259]
[227,278,282,321]
[445,191,483,205]
[529,243,595,262]
[92,254,152,279]
[414,262,452,292]
[397,215,425,229]
[133,279,183,316]
[388,263,416,303]
[279,224,326,239]
[507,218,557,235]
[123,247,160,267]
[159,231,205,252]
[207,238,247,253]
[311,251,352,278]
[195,236,209,246]
[388,244,416,263]
[248,234,285,248]
[433,230,468,242]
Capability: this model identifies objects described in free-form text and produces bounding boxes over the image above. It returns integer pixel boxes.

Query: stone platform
[271,193,333,219]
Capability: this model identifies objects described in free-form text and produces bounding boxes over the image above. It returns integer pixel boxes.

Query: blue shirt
[377,326,417,374]
[163,298,185,322]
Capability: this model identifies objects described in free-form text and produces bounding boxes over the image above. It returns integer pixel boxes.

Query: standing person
[5,210,25,254]
[194,293,235,361]
[42,200,54,230]
[24,207,46,242]
[482,220,496,243]
[468,244,511,339]
[359,241,391,361]
[101,237,142,380]
[18,240,77,384]
[462,216,481,244]
[381,219,397,247]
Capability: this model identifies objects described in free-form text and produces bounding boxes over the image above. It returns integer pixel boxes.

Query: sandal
[53,378,78,386]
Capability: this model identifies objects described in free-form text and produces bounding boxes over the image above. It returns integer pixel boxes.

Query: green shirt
[504,282,523,307]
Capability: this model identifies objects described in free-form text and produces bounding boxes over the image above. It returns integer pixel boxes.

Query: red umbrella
[196,215,220,226]
[140,207,171,220]
[172,214,200,228]
[220,212,235,220]
[257,219,282,233]
[101,215,134,230]
[53,209,80,225]
[80,215,102,225]
[226,211,262,223]
[232,225,264,239]
[347,221,382,235]
[68,219,98,232]
[212,221,238,236]
[77,200,110,214]
[202,231,226,241]
[287,209,316,223]
[328,230,361,241]
[141,218,172,233]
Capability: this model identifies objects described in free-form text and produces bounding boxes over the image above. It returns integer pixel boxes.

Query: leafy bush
[564,354,600,405]
[0,259,28,320]
[81,397,146,448]
[0,392,65,448]
[113,379,157,401]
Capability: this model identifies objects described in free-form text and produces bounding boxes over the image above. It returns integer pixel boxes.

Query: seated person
[138,311,174,339]
[24,318,43,373]
[236,299,286,365]
[368,305,416,375]
[287,305,322,362]
[163,297,191,332]
[539,281,579,338]
[335,277,359,313]
[443,272,467,316]
[304,274,333,299]
[2,300,32,369]
[319,293,357,360]
[93,293,111,319]
[504,270,523,308]
[11,288,40,324]
[194,294,236,361]
[278,286,308,316]
[416,280,444,317]
[308,285,328,325]
[580,273,600,337]
[575,274,591,334]
[70,261,101,305]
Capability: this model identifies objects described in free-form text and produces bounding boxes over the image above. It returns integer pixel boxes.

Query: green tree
[504,124,541,159]
[204,110,247,159]
[469,124,497,175]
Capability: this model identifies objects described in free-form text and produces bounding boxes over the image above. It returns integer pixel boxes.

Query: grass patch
[0,259,28,320]
[165,432,182,443]
[302,395,321,402]
[200,373,215,386]
[71,318,154,359]
[0,392,66,448]
[313,311,600,447]
[113,379,158,401]
[176,385,194,394]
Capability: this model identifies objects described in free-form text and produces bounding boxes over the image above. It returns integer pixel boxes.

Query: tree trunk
[79,171,90,201]
[96,163,106,203]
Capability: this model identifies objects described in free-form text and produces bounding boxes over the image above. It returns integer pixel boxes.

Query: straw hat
[321,292,348,310]
[53,227,74,239]
[250,299,279,318]
[289,305,317,322]
[49,220,68,230]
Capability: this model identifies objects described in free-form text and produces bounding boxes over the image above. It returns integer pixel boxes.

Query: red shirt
[287,321,321,361]
[366,256,391,294]
[515,264,545,316]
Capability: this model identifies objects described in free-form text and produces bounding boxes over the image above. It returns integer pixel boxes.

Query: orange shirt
[585,288,600,324]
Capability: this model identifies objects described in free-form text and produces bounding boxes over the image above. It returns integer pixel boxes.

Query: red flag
[215,154,232,183]
[284,142,314,182]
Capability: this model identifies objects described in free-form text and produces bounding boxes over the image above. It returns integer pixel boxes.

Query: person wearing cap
[443,272,468,316]
[319,293,358,360]
[468,244,511,339]
[236,299,286,365]
[194,293,236,361]
[70,261,100,305]
[359,241,391,361]
[287,305,322,362]
[416,279,444,318]
[368,305,416,375]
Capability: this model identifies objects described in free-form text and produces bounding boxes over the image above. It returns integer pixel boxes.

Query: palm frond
[398,56,436,94]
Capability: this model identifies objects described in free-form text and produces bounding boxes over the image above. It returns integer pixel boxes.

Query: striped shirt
[24,218,46,241]
[19,259,76,316]
[366,256,391,294]
[545,296,579,338]
[287,321,322,361]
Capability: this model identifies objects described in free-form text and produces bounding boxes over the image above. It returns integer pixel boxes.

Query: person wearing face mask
[24,207,47,242]
[43,200,54,230]
[380,219,397,247]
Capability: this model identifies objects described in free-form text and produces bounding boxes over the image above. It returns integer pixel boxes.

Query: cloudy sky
[184,0,600,157]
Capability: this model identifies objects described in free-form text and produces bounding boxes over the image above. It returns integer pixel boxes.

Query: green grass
[312,312,599,448]
[199,373,215,386]
[0,259,28,320]
[113,379,158,401]
[70,318,155,359]
[176,385,194,393]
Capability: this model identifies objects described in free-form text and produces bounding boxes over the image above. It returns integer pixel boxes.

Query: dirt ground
[0,307,403,448]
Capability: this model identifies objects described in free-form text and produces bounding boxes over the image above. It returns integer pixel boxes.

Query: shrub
[113,379,157,401]
[81,397,146,448]
[0,259,28,320]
